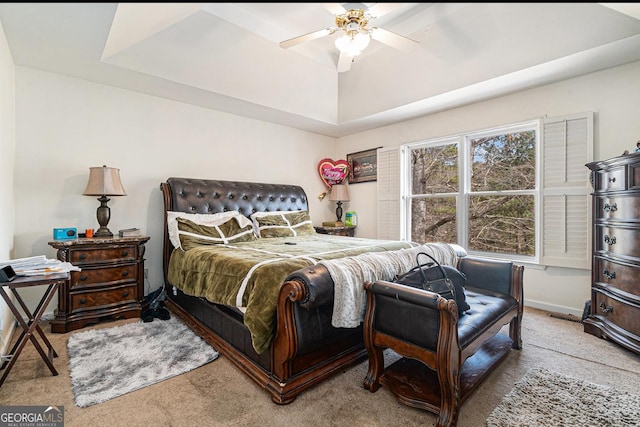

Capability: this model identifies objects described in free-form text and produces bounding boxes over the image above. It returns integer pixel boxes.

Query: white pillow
[167,211,253,249]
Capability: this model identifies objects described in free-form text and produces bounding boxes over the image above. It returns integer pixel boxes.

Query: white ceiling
[1,3,640,137]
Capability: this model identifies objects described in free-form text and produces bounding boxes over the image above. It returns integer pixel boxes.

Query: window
[377,112,593,267]
[404,122,538,261]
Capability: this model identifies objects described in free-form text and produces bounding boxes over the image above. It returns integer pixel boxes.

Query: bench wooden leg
[509,312,523,349]
[363,345,384,392]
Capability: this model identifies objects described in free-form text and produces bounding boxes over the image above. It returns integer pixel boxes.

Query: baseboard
[524,299,583,318]
[0,319,16,359]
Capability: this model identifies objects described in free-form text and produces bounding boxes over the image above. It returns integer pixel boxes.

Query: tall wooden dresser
[584,153,640,354]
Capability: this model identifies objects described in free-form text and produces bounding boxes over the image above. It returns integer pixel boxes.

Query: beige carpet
[1,307,639,427]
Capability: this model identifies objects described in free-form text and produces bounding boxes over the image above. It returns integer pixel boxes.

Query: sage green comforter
[168,234,415,353]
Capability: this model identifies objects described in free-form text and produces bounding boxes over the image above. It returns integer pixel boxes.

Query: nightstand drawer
[69,245,138,264]
[70,284,139,313]
[70,264,138,289]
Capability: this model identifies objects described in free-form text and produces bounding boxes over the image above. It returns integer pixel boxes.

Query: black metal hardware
[603,203,617,213]
[79,297,87,304]
[603,269,616,279]
[599,301,613,314]
[604,235,616,245]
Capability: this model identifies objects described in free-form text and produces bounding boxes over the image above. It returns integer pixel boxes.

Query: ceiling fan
[279,3,420,72]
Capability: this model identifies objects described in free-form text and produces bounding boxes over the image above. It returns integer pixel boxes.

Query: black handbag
[393,252,471,316]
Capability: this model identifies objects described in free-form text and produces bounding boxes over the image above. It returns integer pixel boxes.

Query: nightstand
[314,225,356,237]
[48,236,150,333]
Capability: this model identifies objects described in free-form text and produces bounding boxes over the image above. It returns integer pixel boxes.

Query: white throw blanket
[319,243,461,328]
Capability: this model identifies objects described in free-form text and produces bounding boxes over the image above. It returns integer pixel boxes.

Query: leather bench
[362,257,524,427]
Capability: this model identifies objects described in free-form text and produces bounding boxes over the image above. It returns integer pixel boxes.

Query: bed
[161,177,461,404]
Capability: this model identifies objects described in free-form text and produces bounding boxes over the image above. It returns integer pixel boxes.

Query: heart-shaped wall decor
[317,158,350,188]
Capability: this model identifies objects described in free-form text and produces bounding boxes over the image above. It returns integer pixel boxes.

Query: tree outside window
[407,125,537,258]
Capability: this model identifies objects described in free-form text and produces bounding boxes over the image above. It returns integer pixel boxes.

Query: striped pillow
[176,216,256,250]
[250,210,316,238]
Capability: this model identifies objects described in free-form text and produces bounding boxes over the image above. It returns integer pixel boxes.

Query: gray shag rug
[486,367,640,427]
[67,317,219,407]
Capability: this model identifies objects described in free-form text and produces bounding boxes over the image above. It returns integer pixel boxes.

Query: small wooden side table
[0,272,68,387]
[314,225,357,237]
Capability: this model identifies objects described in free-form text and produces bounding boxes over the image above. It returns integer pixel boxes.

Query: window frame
[402,120,541,264]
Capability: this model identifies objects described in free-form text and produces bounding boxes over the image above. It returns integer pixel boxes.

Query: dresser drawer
[593,290,640,338]
[630,162,640,190]
[594,257,640,302]
[593,166,626,192]
[595,225,640,261]
[69,245,138,264]
[594,195,640,222]
[70,284,139,313]
[70,264,138,289]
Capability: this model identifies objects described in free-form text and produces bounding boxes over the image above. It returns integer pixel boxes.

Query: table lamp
[83,165,127,238]
[329,184,350,225]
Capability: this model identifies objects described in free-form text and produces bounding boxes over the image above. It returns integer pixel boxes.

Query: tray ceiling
[1,3,640,137]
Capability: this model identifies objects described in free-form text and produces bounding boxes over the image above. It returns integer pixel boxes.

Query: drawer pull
[599,301,613,314]
[79,275,87,281]
[79,297,87,305]
[602,269,616,280]
[79,253,87,260]
[603,203,618,213]
[608,177,616,183]
[603,235,616,245]
[122,250,129,257]
[123,291,129,298]
[122,270,129,277]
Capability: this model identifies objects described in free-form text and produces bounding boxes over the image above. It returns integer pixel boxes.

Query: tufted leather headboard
[160,177,309,283]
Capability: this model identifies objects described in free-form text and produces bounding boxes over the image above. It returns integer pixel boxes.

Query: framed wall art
[347,148,378,184]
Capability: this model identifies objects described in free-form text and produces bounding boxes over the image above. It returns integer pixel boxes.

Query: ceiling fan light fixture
[335,31,370,57]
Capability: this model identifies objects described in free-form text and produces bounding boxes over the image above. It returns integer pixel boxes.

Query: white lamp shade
[83,165,127,196]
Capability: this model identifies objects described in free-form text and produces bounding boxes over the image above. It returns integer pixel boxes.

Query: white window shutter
[541,112,593,269]
[377,147,401,240]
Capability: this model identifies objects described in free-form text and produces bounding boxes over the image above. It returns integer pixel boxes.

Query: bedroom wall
[11,60,640,319]
[0,20,16,355]
[336,59,640,316]
[12,67,336,316]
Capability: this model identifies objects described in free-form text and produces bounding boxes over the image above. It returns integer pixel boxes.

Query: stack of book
[118,228,141,238]
[322,221,344,227]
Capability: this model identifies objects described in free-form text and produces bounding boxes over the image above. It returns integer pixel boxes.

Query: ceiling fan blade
[337,51,353,73]
[280,28,334,49]
[324,3,347,15]
[366,3,401,18]
[370,27,420,51]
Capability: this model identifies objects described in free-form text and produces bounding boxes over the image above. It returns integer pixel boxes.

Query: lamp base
[335,201,344,223]
[94,227,113,238]
[94,195,114,238]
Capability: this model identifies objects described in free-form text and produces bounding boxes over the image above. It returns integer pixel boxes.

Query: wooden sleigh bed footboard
[161,178,368,404]
[165,274,367,404]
